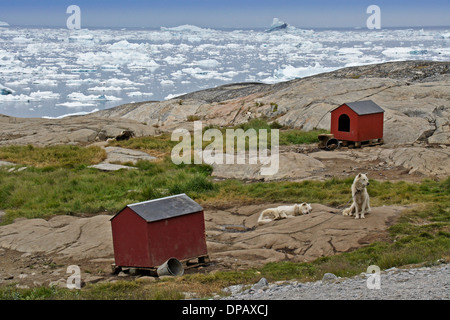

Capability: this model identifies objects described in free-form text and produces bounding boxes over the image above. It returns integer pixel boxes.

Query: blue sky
[0,0,449,28]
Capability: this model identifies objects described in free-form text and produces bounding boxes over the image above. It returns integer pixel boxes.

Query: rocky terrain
[0,203,405,288]
[0,61,448,291]
[221,263,450,300]
[1,60,448,180]
[0,61,448,148]
[92,60,450,146]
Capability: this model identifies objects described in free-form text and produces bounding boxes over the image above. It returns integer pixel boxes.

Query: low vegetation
[0,145,106,168]
[0,121,448,299]
[109,118,328,153]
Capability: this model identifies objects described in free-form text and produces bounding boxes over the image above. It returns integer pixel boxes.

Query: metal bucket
[326,138,340,150]
[156,258,184,277]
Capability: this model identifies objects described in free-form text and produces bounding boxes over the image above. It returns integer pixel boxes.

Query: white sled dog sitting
[343,173,371,219]
[258,203,312,225]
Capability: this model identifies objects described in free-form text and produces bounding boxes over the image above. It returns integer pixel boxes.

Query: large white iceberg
[265,18,288,33]
[0,84,14,95]
[161,25,210,33]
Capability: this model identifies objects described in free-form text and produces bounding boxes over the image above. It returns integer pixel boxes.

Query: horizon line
[2,23,450,30]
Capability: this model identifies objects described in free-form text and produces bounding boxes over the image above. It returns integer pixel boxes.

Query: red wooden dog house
[110,194,209,270]
[330,100,384,145]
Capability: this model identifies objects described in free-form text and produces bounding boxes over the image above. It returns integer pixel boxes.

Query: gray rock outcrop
[92,61,450,146]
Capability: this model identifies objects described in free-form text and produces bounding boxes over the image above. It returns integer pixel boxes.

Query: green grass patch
[0,145,106,168]
[108,134,178,157]
[0,157,216,223]
[1,201,448,300]
[111,120,328,158]
[1,151,448,223]
[0,280,185,300]
[279,129,329,145]
[0,135,448,300]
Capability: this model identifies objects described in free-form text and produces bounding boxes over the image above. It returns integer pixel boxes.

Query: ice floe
[265,18,288,33]
[42,108,99,119]
[67,92,122,101]
[0,23,448,118]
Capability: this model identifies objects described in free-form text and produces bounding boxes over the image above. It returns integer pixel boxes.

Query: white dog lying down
[258,203,312,225]
[342,173,371,219]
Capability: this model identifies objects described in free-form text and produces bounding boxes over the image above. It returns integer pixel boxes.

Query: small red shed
[330,100,384,143]
[110,194,208,269]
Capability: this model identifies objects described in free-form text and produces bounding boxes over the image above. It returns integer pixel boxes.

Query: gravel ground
[221,263,450,300]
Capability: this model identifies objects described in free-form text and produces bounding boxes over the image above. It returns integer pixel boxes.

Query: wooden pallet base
[111,255,210,276]
[340,138,383,148]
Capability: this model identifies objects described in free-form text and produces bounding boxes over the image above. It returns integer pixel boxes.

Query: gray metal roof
[332,100,384,115]
[113,194,203,222]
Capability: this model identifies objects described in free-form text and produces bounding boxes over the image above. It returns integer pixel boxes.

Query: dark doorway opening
[338,114,350,132]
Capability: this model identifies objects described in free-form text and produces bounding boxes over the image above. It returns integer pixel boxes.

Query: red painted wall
[111,209,208,268]
[147,211,207,266]
[357,113,384,141]
[331,104,383,142]
[330,105,359,141]
[111,208,150,268]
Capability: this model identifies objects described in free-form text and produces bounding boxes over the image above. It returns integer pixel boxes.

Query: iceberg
[1,85,14,95]
[42,109,99,119]
[161,25,210,33]
[29,91,60,100]
[409,50,428,55]
[0,90,59,102]
[262,64,338,84]
[265,18,288,33]
[56,102,97,108]
[67,92,122,101]
[68,33,94,42]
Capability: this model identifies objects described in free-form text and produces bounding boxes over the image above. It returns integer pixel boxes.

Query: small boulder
[322,273,338,282]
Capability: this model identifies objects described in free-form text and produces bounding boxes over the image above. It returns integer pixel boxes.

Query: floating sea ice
[12,36,31,42]
[107,40,142,50]
[70,68,97,73]
[265,18,288,33]
[29,91,60,99]
[409,50,429,55]
[67,92,121,101]
[0,93,31,102]
[382,47,427,59]
[5,79,30,86]
[262,63,338,83]
[171,70,184,79]
[0,84,14,95]
[126,92,154,97]
[193,59,220,69]
[128,59,159,70]
[105,78,138,86]
[160,79,175,86]
[0,90,59,102]
[42,109,100,119]
[68,33,94,42]
[32,79,58,86]
[163,55,187,65]
[160,24,211,33]
[66,79,100,86]
[56,101,97,108]
[164,92,187,100]
[101,64,121,71]
[88,86,123,91]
